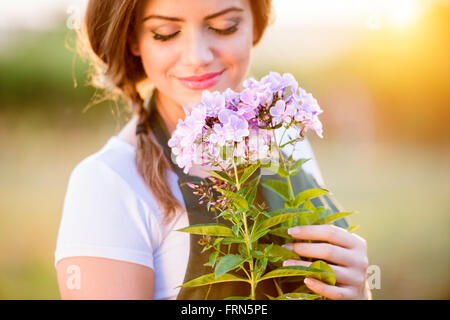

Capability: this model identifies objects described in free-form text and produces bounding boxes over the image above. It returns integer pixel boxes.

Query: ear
[129,41,140,57]
[128,33,141,56]
[252,25,258,45]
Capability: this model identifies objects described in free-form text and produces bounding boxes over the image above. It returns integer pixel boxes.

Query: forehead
[141,0,251,20]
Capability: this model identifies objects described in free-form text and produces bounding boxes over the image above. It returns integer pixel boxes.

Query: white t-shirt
[54,136,190,300]
[54,133,324,300]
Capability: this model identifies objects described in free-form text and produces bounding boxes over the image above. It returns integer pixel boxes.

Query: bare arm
[56,256,154,300]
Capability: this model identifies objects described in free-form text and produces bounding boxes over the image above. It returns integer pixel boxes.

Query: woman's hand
[282,225,372,300]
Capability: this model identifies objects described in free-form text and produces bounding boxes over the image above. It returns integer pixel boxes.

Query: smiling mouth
[177,69,226,90]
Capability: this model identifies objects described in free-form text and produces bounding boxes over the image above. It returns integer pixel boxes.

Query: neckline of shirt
[108,135,136,153]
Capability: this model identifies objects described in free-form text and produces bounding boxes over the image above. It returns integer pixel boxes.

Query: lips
[177,69,226,90]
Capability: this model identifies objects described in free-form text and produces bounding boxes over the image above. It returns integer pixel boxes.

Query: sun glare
[272,0,426,30]
[386,0,421,27]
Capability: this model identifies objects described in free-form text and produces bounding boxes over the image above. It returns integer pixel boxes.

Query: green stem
[241,210,256,299]
[273,127,295,201]
[231,153,256,299]
[232,156,241,190]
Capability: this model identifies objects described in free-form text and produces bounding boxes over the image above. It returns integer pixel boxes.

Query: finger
[282,242,356,267]
[288,225,358,249]
[282,259,363,286]
[303,277,355,300]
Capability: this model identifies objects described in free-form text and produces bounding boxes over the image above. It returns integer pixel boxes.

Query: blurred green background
[0,1,448,299]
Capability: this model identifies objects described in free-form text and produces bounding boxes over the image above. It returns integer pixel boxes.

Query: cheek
[216,31,253,89]
[138,40,177,84]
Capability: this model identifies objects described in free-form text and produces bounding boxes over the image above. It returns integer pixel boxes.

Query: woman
[55,0,371,300]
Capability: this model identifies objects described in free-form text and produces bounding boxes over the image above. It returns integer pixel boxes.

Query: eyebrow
[142,6,244,23]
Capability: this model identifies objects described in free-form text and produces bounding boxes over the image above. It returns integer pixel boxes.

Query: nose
[181,27,214,70]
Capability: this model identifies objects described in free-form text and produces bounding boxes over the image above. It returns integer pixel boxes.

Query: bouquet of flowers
[169,72,355,300]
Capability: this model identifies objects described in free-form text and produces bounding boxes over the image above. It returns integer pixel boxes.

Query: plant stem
[232,156,241,190]
[242,209,256,299]
[273,128,295,201]
[231,153,256,299]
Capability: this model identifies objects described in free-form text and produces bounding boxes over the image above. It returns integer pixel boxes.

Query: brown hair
[76,0,273,224]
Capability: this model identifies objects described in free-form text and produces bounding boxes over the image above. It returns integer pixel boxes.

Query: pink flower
[269,100,297,126]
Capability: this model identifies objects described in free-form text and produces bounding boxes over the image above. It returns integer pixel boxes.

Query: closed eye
[152,30,181,42]
[152,24,239,42]
[209,24,239,35]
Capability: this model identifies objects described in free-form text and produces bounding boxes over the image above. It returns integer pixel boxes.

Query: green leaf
[261,257,268,270]
[263,243,274,254]
[213,237,224,246]
[316,207,332,220]
[232,223,242,236]
[309,260,336,285]
[261,211,272,218]
[347,225,360,232]
[223,296,250,300]
[262,180,290,201]
[257,211,312,231]
[294,188,329,207]
[292,206,325,226]
[217,188,249,210]
[221,237,246,244]
[239,163,260,185]
[176,223,234,237]
[303,200,316,211]
[201,245,211,254]
[257,266,332,283]
[257,243,301,261]
[269,256,282,262]
[316,211,354,225]
[243,175,260,205]
[251,250,264,259]
[268,227,292,239]
[206,170,235,185]
[268,207,312,216]
[275,292,321,300]
[250,228,271,243]
[178,273,249,288]
[207,251,219,268]
[288,158,311,176]
[273,278,284,296]
[261,162,289,177]
[215,254,247,278]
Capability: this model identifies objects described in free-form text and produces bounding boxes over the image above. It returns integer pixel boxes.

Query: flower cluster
[168,72,324,174]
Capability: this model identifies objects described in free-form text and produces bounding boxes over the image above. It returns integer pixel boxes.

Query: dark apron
[145,90,348,300]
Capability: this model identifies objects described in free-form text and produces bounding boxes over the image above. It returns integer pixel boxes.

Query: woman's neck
[154,90,186,136]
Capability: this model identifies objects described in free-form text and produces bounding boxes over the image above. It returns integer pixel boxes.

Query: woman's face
[131,0,255,106]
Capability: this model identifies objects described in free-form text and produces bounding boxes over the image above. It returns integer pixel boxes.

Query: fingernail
[283,260,295,266]
[304,278,312,285]
[282,243,293,250]
[287,227,294,235]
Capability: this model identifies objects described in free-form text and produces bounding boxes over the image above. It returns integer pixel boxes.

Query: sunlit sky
[0,0,441,31]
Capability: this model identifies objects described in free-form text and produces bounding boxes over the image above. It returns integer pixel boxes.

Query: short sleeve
[54,158,159,270]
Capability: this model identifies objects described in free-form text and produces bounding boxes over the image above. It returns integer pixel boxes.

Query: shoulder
[56,155,164,270]
[66,140,150,212]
